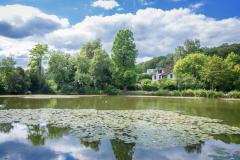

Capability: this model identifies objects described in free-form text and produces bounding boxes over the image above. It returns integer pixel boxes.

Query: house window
[159,75,162,79]
[170,74,173,79]
[158,69,162,74]
[154,75,156,80]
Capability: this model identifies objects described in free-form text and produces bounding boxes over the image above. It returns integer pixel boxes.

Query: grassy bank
[122,90,240,98]
[1,90,240,99]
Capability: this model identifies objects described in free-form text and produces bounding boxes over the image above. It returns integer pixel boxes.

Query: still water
[0,95,240,160]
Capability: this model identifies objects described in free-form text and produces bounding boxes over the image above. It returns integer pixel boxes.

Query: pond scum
[0,109,240,148]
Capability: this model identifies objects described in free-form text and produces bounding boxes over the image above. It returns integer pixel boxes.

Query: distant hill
[137,43,240,74]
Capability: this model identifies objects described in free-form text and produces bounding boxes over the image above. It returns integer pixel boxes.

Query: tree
[0,58,30,94]
[174,39,201,62]
[203,43,240,57]
[10,67,30,94]
[28,44,48,91]
[80,39,101,59]
[174,53,208,80]
[90,48,113,89]
[201,56,230,90]
[225,52,240,69]
[112,29,138,90]
[0,57,16,93]
[225,52,240,90]
[74,56,93,91]
[48,52,75,90]
[136,54,174,74]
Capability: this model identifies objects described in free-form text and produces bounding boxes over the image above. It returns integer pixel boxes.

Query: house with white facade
[147,68,175,81]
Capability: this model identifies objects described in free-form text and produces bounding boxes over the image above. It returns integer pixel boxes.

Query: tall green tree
[174,53,208,80]
[80,39,101,59]
[174,53,208,90]
[28,44,48,91]
[174,39,201,62]
[9,67,30,94]
[74,56,93,90]
[0,58,29,94]
[112,29,138,90]
[225,52,240,90]
[90,48,112,89]
[0,57,16,93]
[201,56,230,90]
[48,52,75,90]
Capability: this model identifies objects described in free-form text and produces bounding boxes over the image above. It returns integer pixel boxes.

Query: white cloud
[190,2,204,10]
[92,0,119,10]
[46,8,240,62]
[0,4,69,38]
[1,5,240,64]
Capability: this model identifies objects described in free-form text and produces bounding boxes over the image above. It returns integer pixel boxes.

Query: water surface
[0,96,240,160]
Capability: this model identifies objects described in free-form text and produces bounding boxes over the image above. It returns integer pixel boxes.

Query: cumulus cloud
[92,0,120,10]
[0,4,69,38]
[1,5,240,65]
[46,8,240,62]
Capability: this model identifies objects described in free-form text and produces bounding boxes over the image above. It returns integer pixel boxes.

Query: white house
[147,67,175,81]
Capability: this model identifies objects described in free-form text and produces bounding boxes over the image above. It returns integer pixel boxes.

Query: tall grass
[227,91,240,98]
[155,89,225,98]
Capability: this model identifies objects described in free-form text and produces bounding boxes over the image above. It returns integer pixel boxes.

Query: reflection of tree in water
[80,138,101,151]
[0,123,13,133]
[111,139,135,160]
[27,124,70,146]
[27,124,46,146]
[184,141,205,154]
[214,134,240,144]
[47,124,70,139]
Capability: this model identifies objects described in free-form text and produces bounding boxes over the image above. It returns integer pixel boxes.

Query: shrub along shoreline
[121,90,240,99]
[1,90,240,99]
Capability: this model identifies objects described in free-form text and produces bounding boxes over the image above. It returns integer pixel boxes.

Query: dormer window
[158,69,162,74]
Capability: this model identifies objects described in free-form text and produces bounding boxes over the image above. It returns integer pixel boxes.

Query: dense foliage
[0,31,240,95]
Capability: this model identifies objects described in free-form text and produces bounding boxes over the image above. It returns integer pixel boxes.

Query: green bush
[181,89,195,97]
[194,89,207,97]
[60,84,77,94]
[227,91,240,98]
[141,79,158,91]
[206,90,224,98]
[171,90,181,96]
[154,89,225,98]
[155,90,171,96]
[104,85,118,95]
[159,79,177,90]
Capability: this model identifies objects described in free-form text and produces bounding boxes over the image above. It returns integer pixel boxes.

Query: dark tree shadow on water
[111,139,135,160]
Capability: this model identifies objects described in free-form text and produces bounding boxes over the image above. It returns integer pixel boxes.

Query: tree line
[0,29,137,94]
[1,29,240,95]
[137,39,240,93]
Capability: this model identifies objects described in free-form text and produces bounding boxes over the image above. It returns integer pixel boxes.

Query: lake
[0,95,240,160]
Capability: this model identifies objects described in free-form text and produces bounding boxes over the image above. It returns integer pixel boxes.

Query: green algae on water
[0,109,240,148]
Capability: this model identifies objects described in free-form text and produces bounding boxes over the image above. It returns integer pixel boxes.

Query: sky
[0,0,240,66]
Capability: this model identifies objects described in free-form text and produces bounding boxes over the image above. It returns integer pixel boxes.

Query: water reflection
[0,123,240,160]
[184,142,204,154]
[1,96,240,127]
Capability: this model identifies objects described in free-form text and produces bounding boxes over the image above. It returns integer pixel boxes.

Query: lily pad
[0,109,240,148]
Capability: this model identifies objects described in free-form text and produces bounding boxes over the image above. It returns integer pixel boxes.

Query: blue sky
[0,0,240,66]
[0,0,239,24]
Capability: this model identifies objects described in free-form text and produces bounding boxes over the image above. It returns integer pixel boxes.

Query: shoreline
[0,94,240,101]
